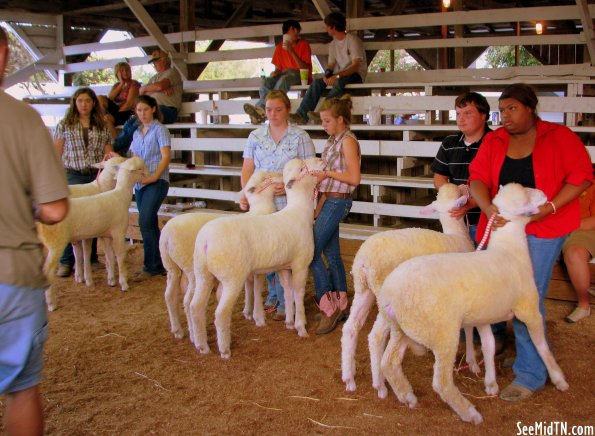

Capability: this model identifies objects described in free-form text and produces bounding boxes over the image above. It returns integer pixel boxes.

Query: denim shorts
[0,284,48,394]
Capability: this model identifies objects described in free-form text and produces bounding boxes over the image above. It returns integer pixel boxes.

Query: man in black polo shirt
[431,91,507,353]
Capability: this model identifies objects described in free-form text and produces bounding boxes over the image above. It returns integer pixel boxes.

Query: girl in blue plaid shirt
[129,95,171,275]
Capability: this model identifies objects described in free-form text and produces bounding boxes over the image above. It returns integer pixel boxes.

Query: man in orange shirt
[244,20,312,124]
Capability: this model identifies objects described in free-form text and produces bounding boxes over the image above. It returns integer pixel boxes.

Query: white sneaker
[565,306,591,323]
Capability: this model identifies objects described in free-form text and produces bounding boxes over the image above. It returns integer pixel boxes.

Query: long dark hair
[63,87,105,129]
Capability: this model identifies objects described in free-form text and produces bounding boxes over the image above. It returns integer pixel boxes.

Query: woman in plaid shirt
[311,95,361,335]
[53,87,113,277]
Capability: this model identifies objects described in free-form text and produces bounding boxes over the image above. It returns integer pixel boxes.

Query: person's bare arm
[54,138,65,157]
[36,198,69,225]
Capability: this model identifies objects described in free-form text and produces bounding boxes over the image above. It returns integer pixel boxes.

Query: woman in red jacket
[469,83,593,402]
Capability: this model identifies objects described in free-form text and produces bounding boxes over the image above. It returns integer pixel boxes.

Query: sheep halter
[293,162,322,208]
[255,175,276,193]
[476,213,496,251]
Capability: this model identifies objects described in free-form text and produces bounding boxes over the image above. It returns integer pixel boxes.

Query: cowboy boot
[335,291,349,320]
[316,291,343,335]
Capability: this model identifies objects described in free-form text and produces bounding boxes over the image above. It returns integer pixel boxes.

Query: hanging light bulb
[443,0,451,8]
[535,22,543,35]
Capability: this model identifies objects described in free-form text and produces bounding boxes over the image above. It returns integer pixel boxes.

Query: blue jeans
[59,170,98,267]
[310,197,352,302]
[296,73,363,121]
[135,179,169,274]
[113,116,140,156]
[256,70,301,107]
[512,234,566,391]
[0,284,48,394]
[265,272,285,313]
[160,106,178,124]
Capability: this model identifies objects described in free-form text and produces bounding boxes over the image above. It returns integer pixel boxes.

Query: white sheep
[68,156,127,197]
[377,183,569,424]
[160,171,281,341]
[189,157,325,358]
[39,157,146,311]
[67,156,128,281]
[341,183,476,398]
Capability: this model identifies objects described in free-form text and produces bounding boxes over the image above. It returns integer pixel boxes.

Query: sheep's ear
[419,201,436,215]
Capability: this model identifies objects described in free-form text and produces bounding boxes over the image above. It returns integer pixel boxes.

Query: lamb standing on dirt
[160,171,281,341]
[341,183,475,397]
[38,157,146,311]
[377,183,569,424]
[190,157,325,358]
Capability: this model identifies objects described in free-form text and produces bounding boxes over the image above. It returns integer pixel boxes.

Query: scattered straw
[288,395,320,401]
[335,397,358,401]
[134,372,170,392]
[363,413,383,419]
[96,333,126,339]
[307,418,356,430]
[239,400,282,411]
[462,392,497,400]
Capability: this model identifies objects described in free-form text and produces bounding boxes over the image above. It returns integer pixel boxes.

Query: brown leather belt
[323,192,351,199]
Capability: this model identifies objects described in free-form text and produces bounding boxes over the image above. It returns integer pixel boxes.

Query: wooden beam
[123,0,188,79]
[310,0,332,19]
[576,0,595,65]
[5,23,58,82]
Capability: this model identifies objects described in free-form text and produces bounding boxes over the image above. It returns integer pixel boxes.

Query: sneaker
[499,383,534,402]
[307,111,321,124]
[273,311,285,322]
[565,306,591,323]
[56,263,73,277]
[264,301,279,314]
[315,308,343,335]
[243,103,266,124]
[289,113,307,125]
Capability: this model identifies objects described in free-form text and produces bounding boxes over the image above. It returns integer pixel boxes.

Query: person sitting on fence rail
[99,61,140,126]
[244,19,312,125]
[140,49,182,124]
[289,13,367,125]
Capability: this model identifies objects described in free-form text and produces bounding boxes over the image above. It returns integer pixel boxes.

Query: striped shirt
[319,129,360,194]
[53,121,112,171]
[130,120,171,190]
[431,128,491,225]
[243,124,315,210]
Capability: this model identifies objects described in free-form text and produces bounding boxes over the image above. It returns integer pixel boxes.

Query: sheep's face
[283,157,324,190]
[493,183,545,219]
[243,171,282,203]
[116,157,147,181]
[420,182,468,214]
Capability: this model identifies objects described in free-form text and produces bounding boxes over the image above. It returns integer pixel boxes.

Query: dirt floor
[2,243,593,435]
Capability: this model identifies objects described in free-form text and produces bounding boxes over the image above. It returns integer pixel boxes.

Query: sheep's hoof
[196,344,210,355]
[107,279,116,287]
[120,284,129,292]
[47,303,56,312]
[468,361,481,375]
[285,322,295,330]
[243,312,253,321]
[296,327,308,337]
[85,280,94,287]
[74,274,84,283]
[485,382,499,396]
[254,318,266,327]
[344,379,356,392]
[220,351,231,360]
[376,385,388,399]
[555,379,569,391]
[172,330,184,340]
[464,407,483,425]
[401,392,417,408]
